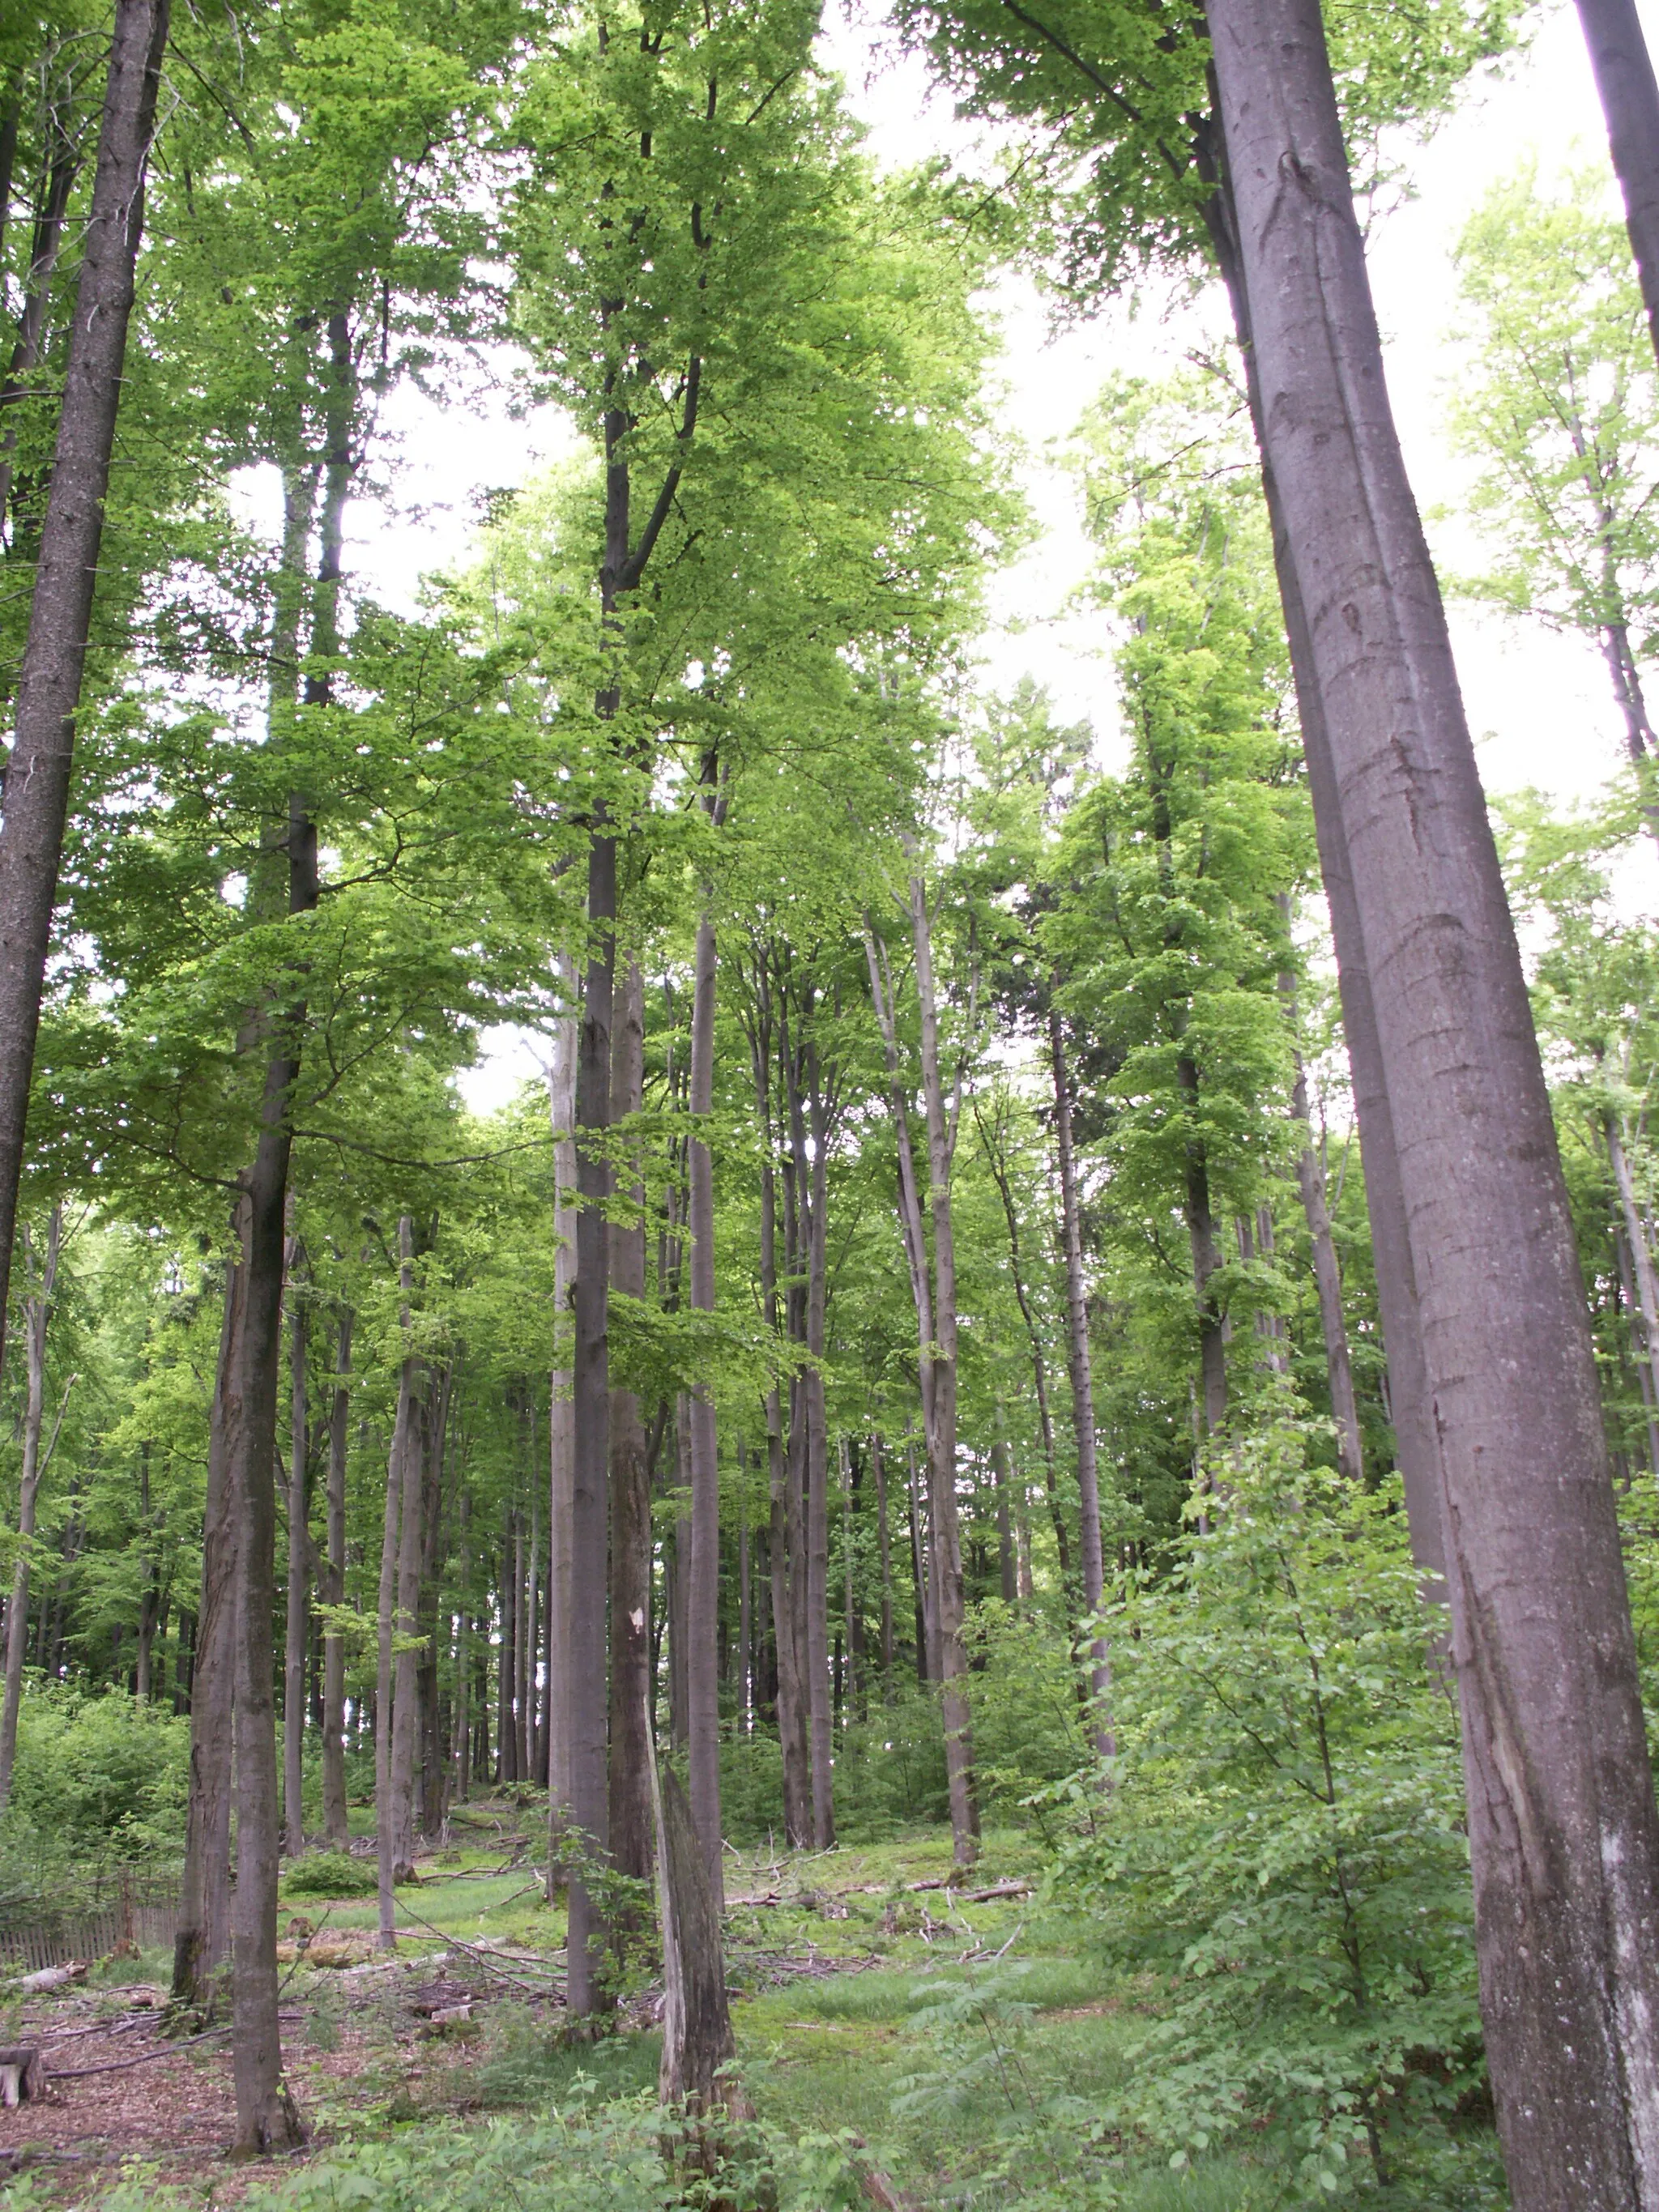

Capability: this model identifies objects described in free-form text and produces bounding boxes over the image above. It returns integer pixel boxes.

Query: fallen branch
[391,1907,563,2002]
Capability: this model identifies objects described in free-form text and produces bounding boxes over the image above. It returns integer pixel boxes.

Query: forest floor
[0,1795,1488,2210]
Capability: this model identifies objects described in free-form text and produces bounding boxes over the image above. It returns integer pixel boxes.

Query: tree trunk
[546,950,578,1848]
[386,1217,426,1887]
[798,1046,836,1849]
[0,92,84,540]
[567,817,616,2015]
[1196,107,1448,1591]
[1286,1032,1364,1482]
[0,0,168,1375]
[1048,1014,1111,1756]
[1608,1115,1659,1422]
[374,1374,402,1947]
[992,1434,1016,1606]
[227,1154,307,2151]
[749,979,810,1844]
[322,1311,352,1848]
[1208,0,1659,2193]
[686,910,723,1895]
[908,879,979,1867]
[0,1205,64,1811]
[873,1434,894,1683]
[173,1267,241,2013]
[283,1248,309,1858]
[907,1440,936,1683]
[1574,0,1659,367]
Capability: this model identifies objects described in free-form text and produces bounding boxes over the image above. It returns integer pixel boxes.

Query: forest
[1,0,1659,2203]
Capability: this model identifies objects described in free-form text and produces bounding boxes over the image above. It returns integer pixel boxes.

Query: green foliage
[1047,1426,1481,2200]
[282,1848,380,1899]
[73,2095,873,2212]
[0,1685,188,1859]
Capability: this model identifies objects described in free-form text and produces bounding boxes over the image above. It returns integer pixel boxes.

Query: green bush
[280,1847,378,1899]
[1044,1423,1486,2203]
[0,1682,188,1859]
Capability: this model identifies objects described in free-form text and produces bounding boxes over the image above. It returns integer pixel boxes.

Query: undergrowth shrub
[59,2095,872,2212]
[1043,1422,1487,2203]
[0,1682,188,1858]
[281,1848,378,1898]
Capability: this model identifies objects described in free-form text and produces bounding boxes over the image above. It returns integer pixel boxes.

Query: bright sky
[326,0,1658,1106]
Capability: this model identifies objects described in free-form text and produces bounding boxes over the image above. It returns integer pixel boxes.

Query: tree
[0,0,169,1378]
[1207,0,1659,2193]
[1449,164,1659,846]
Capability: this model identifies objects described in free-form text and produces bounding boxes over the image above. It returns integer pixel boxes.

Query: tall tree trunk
[600,957,651,1894]
[1048,1015,1111,1756]
[547,959,578,1854]
[685,910,723,1894]
[386,1218,425,1885]
[1208,0,1659,2193]
[374,1371,403,1947]
[736,1451,752,1732]
[227,1144,307,2150]
[173,1267,241,2012]
[0,0,168,1373]
[283,1248,309,1858]
[1573,0,1659,366]
[804,1086,835,1849]
[873,1434,894,1685]
[1285,1026,1364,1481]
[1196,107,1447,1590]
[0,1204,62,1813]
[0,96,84,543]
[1608,1115,1659,1423]
[747,968,810,1843]
[321,1311,352,1848]
[907,1439,935,1683]
[991,1433,1016,1605]
[567,816,616,2016]
[907,880,978,1867]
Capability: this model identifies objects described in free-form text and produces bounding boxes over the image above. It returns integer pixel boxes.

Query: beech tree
[1450,164,1659,842]
[1205,0,1659,2196]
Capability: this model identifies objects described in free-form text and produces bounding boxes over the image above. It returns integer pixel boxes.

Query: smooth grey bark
[1608,1115,1659,1422]
[1047,1014,1111,1757]
[321,1310,352,1847]
[991,1434,1016,1605]
[1574,0,1659,365]
[547,961,578,1857]
[686,910,723,1897]
[387,1220,426,1883]
[227,1149,307,2150]
[0,93,83,538]
[800,1057,834,1850]
[373,1321,403,1950]
[173,1267,241,2013]
[0,1204,65,1813]
[745,962,811,1844]
[872,1433,894,1682]
[283,1248,309,1858]
[1196,112,1447,1588]
[0,0,168,1376]
[607,959,653,1890]
[881,880,979,1866]
[1275,941,1365,1481]
[1207,0,1659,2193]
[566,820,615,2017]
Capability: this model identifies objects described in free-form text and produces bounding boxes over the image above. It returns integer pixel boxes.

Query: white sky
[326,0,1657,1108]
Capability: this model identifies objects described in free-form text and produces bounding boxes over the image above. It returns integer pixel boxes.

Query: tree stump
[0,2048,46,2106]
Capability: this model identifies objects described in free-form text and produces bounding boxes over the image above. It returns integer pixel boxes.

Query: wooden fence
[0,1869,179,1973]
